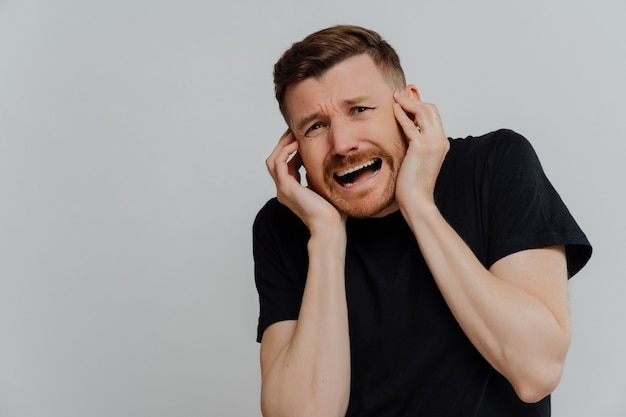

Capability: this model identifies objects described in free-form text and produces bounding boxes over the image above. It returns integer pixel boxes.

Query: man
[253,25,591,417]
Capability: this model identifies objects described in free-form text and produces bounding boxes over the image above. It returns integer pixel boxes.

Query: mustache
[323,150,385,174]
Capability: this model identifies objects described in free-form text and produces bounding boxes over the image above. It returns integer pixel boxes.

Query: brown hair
[273,25,406,117]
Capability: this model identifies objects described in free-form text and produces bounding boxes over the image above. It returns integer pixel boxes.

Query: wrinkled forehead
[282,54,398,126]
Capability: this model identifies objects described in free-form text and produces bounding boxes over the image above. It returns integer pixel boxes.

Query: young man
[253,25,591,417]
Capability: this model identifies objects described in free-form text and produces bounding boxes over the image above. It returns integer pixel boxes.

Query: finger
[393,102,422,140]
[266,130,296,173]
[395,96,441,132]
[287,149,303,183]
[269,139,298,180]
[393,94,425,130]
[393,92,419,114]
[271,142,300,192]
[272,129,296,158]
[415,103,441,130]
[278,128,294,143]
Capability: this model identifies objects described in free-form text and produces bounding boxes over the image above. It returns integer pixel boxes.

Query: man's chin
[332,196,397,219]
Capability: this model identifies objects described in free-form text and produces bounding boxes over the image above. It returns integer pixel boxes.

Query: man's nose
[329,121,359,155]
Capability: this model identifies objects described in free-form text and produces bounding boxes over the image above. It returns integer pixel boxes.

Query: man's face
[284,54,408,218]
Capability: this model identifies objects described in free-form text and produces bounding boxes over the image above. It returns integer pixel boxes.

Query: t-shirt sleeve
[485,130,592,277]
[253,199,308,342]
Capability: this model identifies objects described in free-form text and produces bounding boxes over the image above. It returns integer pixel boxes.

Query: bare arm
[402,205,569,403]
[393,89,571,403]
[259,131,351,417]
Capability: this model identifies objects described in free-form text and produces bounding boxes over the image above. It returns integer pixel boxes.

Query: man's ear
[403,84,421,101]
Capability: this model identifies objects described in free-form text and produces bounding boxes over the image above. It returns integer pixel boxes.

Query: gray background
[1,0,624,416]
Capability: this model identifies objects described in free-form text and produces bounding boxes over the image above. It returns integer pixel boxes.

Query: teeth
[336,160,376,177]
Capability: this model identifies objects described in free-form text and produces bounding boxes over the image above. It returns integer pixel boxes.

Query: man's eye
[353,106,370,114]
[305,122,324,136]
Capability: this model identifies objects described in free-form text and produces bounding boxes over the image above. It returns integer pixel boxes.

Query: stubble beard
[318,142,405,219]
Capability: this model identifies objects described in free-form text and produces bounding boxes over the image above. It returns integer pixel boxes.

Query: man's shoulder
[253,198,308,240]
[255,197,285,219]
[449,128,530,150]
[447,129,537,166]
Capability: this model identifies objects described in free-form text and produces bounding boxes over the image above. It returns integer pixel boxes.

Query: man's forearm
[401,202,570,403]
[261,227,351,417]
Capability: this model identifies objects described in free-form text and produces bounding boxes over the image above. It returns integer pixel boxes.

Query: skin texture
[261,54,570,417]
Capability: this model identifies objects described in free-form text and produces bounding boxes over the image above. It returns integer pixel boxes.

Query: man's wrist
[307,214,346,249]
[399,198,441,231]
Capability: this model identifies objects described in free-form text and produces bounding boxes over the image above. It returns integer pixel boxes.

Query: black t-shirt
[253,129,592,417]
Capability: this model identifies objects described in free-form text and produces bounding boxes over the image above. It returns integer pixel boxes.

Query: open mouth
[334,158,382,187]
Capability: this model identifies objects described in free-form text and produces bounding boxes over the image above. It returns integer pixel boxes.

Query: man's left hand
[392,91,450,213]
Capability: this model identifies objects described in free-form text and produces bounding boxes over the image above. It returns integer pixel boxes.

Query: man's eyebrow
[343,96,371,106]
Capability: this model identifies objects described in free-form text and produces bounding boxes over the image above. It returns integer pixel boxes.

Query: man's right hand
[266,129,346,232]
[261,129,352,417]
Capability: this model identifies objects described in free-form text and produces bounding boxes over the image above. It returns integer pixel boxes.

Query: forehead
[283,54,394,125]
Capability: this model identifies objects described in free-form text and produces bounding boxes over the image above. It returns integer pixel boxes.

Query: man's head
[274,25,406,120]
[274,26,417,218]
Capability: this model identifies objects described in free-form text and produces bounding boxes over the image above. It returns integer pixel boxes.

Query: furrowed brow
[343,96,370,106]
[294,97,373,134]
[295,113,321,134]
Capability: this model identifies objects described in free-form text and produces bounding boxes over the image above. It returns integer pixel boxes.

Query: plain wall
[0,0,624,415]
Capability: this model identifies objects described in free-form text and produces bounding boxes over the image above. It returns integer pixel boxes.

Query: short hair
[273,25,406,117]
